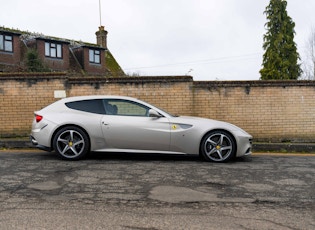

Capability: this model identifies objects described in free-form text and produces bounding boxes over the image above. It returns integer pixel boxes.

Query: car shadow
[86,152,253,163]
[87,152,202,162]
[35,150,253,163]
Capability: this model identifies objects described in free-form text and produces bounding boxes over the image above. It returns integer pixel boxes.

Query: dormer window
[89,49,101,64]
[45,42,62,58]
[0,34,13,52]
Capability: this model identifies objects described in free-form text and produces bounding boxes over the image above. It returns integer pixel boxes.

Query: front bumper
[236,136,252,157]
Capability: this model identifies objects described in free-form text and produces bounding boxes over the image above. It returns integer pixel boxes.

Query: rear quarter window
[65,99,105,114]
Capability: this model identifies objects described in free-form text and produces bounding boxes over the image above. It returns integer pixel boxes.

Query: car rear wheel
[200,130,236,162]
[53,126,90,160]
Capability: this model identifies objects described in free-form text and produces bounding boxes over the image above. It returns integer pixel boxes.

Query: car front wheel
[200,130,236,162]
[53,126,90,160]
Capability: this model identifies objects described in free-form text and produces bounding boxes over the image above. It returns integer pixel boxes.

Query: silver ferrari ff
[30,95,252,162]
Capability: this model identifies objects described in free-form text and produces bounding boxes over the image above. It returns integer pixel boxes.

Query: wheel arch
[51,124,91,151]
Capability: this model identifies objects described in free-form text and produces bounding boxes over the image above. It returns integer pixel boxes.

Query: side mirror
[149,109,162,118]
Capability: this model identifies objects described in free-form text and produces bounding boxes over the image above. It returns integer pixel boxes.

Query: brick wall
[1,73,314,143]
[0,74,66,137]
[193,81,315,142]
[67,76,193,116]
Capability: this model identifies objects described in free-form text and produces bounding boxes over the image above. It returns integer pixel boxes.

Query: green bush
[25,49,50,72]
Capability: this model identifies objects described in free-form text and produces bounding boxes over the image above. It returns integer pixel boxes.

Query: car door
[101,99,171,151]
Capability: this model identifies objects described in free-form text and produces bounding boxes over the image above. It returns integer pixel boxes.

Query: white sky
[1,0,315,80]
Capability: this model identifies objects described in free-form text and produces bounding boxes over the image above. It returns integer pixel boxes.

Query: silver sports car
[30,95,252,162]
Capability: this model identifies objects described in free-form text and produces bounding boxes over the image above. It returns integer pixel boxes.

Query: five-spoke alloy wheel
[200,130,236,162]
[53,126,90,160]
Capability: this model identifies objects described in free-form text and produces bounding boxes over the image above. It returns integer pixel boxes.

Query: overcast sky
[2,0,315,80]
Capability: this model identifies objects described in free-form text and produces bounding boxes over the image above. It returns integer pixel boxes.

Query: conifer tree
[260,0,302,80]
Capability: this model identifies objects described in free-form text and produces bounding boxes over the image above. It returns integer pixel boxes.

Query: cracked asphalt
[0,150,314,229]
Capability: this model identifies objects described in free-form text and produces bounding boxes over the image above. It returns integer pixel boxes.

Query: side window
[45,42,62,58]
[0,34,13,52]
[65,99,105,114]
[89,49,101,64]
[104,99,149,116]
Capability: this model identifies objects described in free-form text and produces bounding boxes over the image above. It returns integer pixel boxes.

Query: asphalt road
[0,150,314,230]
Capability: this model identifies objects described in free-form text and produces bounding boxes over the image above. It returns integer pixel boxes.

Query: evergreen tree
[260,0,302,80]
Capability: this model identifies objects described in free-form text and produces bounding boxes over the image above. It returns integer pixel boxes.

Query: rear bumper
[30,135,52,152]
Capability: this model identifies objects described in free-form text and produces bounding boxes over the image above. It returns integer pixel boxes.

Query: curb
[0,139,33,149]
[252,142,315,153]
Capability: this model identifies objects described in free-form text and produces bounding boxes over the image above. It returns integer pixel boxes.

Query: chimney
[96,26,108,48]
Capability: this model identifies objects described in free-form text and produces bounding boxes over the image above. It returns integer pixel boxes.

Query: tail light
[35,114,43,123]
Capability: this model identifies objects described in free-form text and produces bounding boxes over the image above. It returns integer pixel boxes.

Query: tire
[53,126,90,160]
[200,130,236,163]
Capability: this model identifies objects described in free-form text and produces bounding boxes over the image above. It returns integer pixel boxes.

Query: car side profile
[30,95,252,162]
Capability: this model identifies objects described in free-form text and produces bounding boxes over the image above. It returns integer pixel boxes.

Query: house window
[45,42,62,58]
[0,34,13,52]
[89,49,101,64]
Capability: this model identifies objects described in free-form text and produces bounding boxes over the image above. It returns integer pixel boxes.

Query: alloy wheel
[54,127,89,160]
[202,131,235,162]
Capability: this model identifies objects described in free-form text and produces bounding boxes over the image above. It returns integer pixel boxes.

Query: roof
[105,51,124,76]
[34,37,70,44]
[0,26,105,50]
[0,26,125,76]
[0,27,22,36]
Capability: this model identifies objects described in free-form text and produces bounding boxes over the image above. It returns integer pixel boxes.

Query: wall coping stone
[194,80,315,88]
[0,72,67,80]
[1,74,314,87]
[68,75,193,84]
